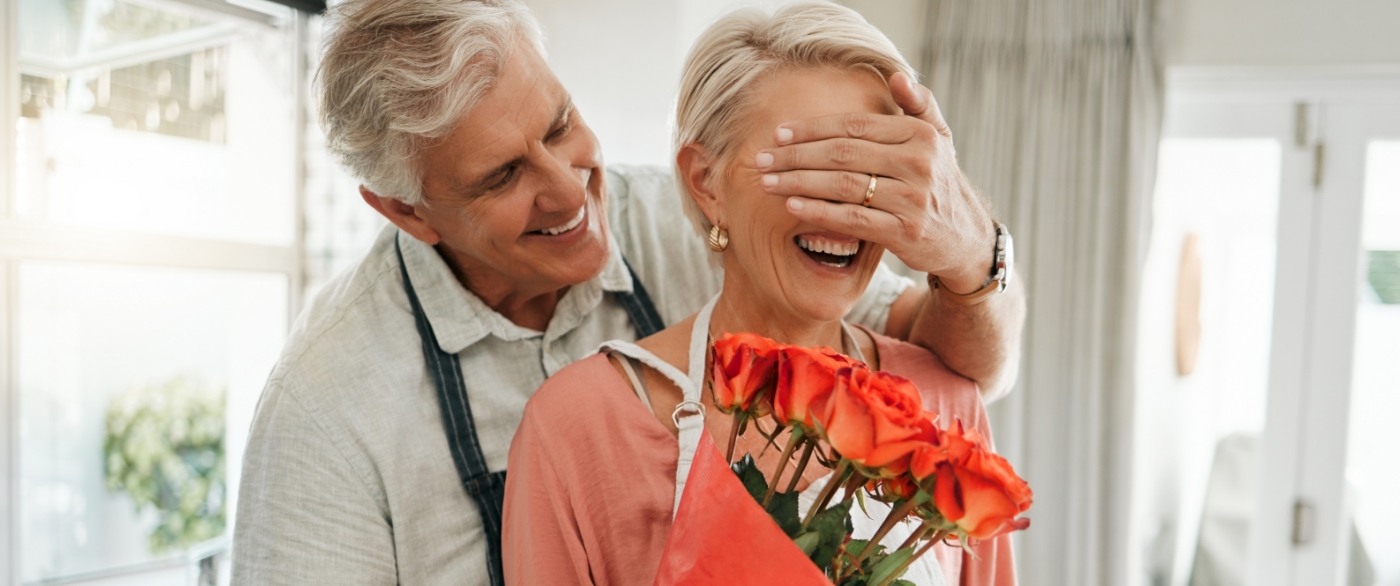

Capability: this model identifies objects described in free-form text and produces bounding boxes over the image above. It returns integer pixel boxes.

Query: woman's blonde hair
[673,1,916,237]
[318,0,543,204]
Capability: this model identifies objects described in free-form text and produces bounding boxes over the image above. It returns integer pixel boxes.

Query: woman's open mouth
[795,234,861,268]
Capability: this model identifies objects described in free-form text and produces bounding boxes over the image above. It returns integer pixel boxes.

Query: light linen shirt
[231,165,913,586]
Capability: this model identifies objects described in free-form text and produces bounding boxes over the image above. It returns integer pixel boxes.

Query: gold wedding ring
[862,174,878,207]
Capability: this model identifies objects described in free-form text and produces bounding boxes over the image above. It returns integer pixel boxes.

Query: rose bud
[772,347,850,429]
[929,420,1034,540]
[710,333,782,414]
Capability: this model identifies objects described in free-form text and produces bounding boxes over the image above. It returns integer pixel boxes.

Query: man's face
[412,41,609,302]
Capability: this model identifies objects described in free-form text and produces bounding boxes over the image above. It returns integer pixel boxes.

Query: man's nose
[532,148,588,213]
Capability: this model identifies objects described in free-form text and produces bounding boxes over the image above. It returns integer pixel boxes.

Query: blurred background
[0,0,1395,585]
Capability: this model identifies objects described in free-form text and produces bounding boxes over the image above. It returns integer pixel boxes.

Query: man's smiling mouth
[533,206,586,236]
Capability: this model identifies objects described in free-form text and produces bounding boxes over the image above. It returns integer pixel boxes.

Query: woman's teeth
[796,235,860,268]
[538,206,586,235]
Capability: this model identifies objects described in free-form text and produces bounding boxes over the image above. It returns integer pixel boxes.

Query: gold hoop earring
[707,224,729,252]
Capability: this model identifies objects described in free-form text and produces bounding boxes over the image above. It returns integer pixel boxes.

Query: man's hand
[758,72,1025,400]
[755,72,996,294]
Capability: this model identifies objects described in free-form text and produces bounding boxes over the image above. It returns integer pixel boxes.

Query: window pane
[18,262,286,583]
[1345,140,1400,585]
[16,0,297,245]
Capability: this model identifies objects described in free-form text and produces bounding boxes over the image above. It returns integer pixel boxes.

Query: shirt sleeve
[231,378,397,586]
[846,260,915,335]
[502,411,593,586]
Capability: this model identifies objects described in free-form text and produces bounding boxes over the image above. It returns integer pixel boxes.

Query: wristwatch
[928,221,1013,306]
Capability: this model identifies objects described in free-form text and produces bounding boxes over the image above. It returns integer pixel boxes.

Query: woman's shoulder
[521,353,654,441]
[865,329,986,429]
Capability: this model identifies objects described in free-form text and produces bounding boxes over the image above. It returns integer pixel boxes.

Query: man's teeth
[539,207,586,235]
[796,236,860,256]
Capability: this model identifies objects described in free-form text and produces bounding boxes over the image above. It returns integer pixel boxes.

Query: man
[232,0,1025,585]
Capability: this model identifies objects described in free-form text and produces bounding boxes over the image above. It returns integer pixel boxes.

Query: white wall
[522,0,922,168]
[1168,0,1400,67]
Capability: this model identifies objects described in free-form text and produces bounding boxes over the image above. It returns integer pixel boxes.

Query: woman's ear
[676,143,725,225]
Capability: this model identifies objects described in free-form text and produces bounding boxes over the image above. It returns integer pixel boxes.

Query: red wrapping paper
[652,430,833,586]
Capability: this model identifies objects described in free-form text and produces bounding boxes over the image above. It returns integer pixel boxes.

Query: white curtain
[918,1,1166,584]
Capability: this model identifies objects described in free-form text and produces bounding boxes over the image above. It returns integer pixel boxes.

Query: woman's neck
[707,287,846,351]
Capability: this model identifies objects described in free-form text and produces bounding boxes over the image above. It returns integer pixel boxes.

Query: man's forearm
[890,272,1026,401]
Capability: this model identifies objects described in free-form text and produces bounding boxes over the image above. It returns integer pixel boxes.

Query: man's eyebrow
[452,96,574,197]
[548,95,574,134]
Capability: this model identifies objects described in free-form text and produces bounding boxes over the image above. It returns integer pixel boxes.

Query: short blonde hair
[318,0,544,204]
[673,1,916,237]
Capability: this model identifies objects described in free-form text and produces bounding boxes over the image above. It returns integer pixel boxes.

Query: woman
[502,3,1016,585]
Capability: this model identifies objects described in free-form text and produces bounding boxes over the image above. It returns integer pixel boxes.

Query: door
[1285,94,1400,586]
[1144,70,1400,586]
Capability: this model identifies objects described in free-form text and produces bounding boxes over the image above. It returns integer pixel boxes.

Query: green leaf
[867,545,916,586]
[891,580,917,586]
[731,454,768,504]
[793,531,822,556]
[855,486,869,517]
[808,500,854,570]
[767,490,802,537]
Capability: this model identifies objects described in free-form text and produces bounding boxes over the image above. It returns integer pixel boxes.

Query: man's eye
[547,119,572,141]
[489,164,519,191]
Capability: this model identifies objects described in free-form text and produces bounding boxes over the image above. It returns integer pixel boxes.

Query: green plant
[103,377,226,555]
[1369,251,1400,304]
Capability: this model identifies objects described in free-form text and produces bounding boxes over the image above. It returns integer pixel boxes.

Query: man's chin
[544,240,612,287]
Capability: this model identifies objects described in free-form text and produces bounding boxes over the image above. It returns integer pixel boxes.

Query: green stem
[726,411,744,464]
[801,458,850,530]
[762,428,804,508]
[872,530,949,586]
[896,522,932,552]
[785,437,816,494]
[815,463,854,518]
[849,497,920,570]
[839,469,867,504]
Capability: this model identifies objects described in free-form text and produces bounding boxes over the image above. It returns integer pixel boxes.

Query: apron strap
[619,256,666,339]
[395,233,667,585]
[395,236,507,586]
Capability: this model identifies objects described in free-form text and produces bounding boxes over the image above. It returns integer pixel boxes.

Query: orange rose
[772,346,859,428]
[917,420,1033,540]
[872,475,919,502]
[816,368,926,470]
[710,333,782,414]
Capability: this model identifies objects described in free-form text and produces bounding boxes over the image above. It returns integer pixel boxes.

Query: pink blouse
[502,331,1018,586]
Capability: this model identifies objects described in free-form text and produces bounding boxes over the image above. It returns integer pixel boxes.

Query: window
[2,0,312,584]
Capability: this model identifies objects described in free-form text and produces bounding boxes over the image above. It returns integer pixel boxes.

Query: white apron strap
[600,295,869,520]
[598,294,719,517]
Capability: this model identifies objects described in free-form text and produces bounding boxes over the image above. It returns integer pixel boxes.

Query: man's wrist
[928,221,999,294]
[928,221,1012,304]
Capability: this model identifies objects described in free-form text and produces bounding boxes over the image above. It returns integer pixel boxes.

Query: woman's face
[710,66,900,324]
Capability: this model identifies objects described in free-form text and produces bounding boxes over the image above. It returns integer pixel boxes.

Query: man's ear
[676,143,724,226]
[360,186,442,245]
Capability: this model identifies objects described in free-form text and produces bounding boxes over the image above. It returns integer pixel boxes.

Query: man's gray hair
[673,1,915,238]
[319,0,544,204]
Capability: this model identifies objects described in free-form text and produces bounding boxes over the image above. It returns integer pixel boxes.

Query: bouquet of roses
[652,333,1033,586]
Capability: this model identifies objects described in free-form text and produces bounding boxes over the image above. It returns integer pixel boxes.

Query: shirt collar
[397,230,633,354]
